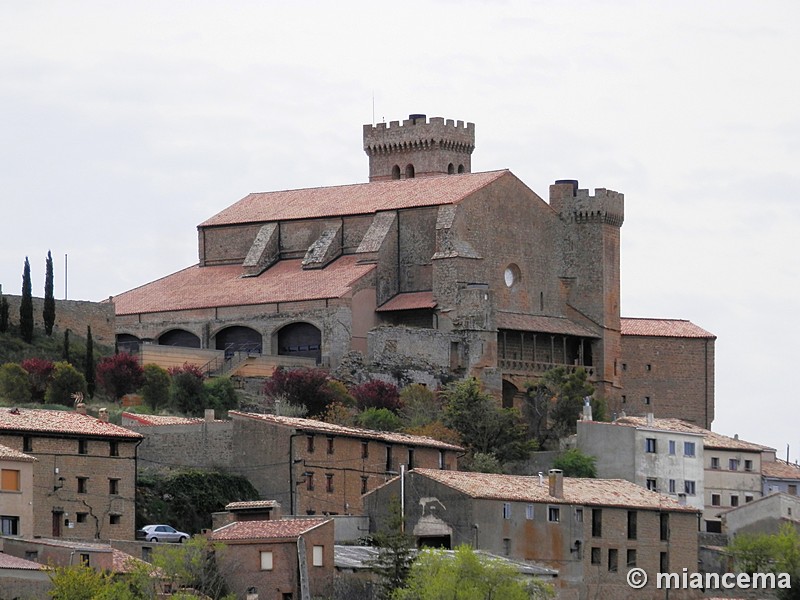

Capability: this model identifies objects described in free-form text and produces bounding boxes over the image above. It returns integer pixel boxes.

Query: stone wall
[126,421,234,472]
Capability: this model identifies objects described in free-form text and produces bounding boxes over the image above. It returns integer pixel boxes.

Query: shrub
[0,362,32,403]
[20,357,54,401]
[140,364,171,411]
[205,377,239,415]
[96,353,144,399]
[351,379,401,413]
[169,363,207,416]
[263,367,337,417]
[399,383,443,428]
[356,407,403,432]
[45,361,88,406]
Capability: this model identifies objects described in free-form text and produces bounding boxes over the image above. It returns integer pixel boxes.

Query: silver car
[136,524,190,543]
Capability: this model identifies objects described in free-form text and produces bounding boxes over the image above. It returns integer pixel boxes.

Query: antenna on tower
[372,92,375,126]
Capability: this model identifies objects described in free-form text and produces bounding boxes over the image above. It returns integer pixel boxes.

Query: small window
[627,549,637,568]
[77,477,88,494]
[645,438,657,453]
[684,480,696,495]
[391,165,401,180]
[591,547,601,565]
[608,548,618,572]
[668,479,676,494]
[745,460,753,472]
[621,395,627,404]
[306,473,315,491]
[327,437,334,455]
[385,446,393,472]
[711,494,721,506]
[646,478,658,492]
[0,516,19,536]
[790,484,797,496]
[23,436,33,452]
[438,450,446,470]
[109,514,121,525]
[660,513,669,541]
[526,504,535,520]
[260,551,273,571]
[660,551,669,572]
[668,440,676,455]
[361,442,369,459]
[731,495,739,507]
[646,363,652,371]
[711,457,720,469]
[405,164,415,179]
[408,449,415,470]
[78,439,88,455]
[361,476,368,495]
[77,512,88,523]
[312,545,324,567]
[684,442,696,457]
[644,396,651,405]
[548,507,560,522]
[80,554,90,566]
[109,441,119,457]
[575,508,583,522]
[627,511,637,540]
[745,495,754,503]
[503,503,512,520]
[325,474,334,493]
[1,469,21,491]
[109,479,120,495]
[592,509,602,537]
[306,435,315,453]
[622,363,628,371]
[729,458,740,471]
[503,538,511,556]
[24,551,38,560]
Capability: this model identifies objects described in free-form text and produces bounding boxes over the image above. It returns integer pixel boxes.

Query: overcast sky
[1,1,798,456]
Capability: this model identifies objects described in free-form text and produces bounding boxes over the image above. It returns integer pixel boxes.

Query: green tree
[44,250,56,336]
[20,257,34,343]
[443,379,536,464]
[357,407,403,432]
[0,362,32,403]
[0,294,9,333]
[85,325,95,397]
[63,328,70,362]
[552,448,597,478]
[141,363,171,411]
[467,451,503,474]
[47,562,110,600]
[525,367,599,441]
[205,376,239,415]
[399,384,443,429]
[394,544,555,600]
[370,495,415,597]
[169,364,207,416]
[729,524,800,599]
[45,360,88,405]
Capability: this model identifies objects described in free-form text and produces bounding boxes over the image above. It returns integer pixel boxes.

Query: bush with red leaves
[96,353,144,400]
[350,379,401,413]
[20,357,54,401]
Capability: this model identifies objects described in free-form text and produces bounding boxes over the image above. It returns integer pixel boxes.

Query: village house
[0,443,36,538]
[0,406,142,541]
[364,468,700,600]
[210,517,334,600]
[762,456,800,496]
[111,113,715,426]
[0,552,50,599]
[723,492,800,539]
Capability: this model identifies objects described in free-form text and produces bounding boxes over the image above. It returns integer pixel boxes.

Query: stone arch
[405,164,415,179]
[214,325,263,355]
[457,164,465,173]
[158,329,201,348]
[275,322,322,364]
[392,165,401,180]
[447,163,454,174]
[116,333,141,354]
[502,379,519,409]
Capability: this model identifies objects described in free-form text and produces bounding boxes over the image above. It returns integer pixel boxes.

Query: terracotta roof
[621,318,715,338]
[0,408,142,440]
[229,412,463,451]
[408,468,697,512]
[762,459,800,481]
[0,443,36,462]
[113,256,375,316]
[199,171,509,227]
[121,412,226,426]
[376,291,437,312]
[0,553,45,571]
[614,417,772,452]
[112,548,148,574]
[211,518,328,541]
[225,500,280,511]
[496,312,599,338]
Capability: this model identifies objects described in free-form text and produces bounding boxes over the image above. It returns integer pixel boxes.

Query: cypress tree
[63,329,70,363]
[85,325,95,397]
[43,250,55,335]
[20,257,34,343]
[0,295,8,333]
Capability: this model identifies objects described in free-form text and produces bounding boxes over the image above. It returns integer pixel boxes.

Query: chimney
[582,397,593,421]
[538,472,544,486]
[205,408,216,422]
[98,408,109,423]
[548,469,564,499]
[678,493,687,506]
[75,403,87,415]
[646,413,654,427]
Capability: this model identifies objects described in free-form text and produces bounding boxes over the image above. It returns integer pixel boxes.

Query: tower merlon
[549,179,624,226]
[363,114,475,150]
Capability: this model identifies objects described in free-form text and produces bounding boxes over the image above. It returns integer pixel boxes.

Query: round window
[504,264,521,288]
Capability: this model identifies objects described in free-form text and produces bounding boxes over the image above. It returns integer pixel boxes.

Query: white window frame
[312,545,324,567]
[260,551,273,571]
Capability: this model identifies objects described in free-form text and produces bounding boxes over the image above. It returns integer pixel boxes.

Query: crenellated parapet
[549,180,624,227]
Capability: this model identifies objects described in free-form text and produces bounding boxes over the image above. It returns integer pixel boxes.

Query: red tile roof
[762,459,800,480]
[200,171,509,227]
[496,312,599,337]
[0,553,45,570]
[0,408,142,440]
[113,256,375,316]
[376,291,437,312]
[614,416,772,452]
[229,412,463,451]
[225,500,280,511]
[0,443,36,462]
[211,518,329,541]
[408,469,697,512]
[621,318,715,338]
[121,412,225,426]
[112,548,148,574]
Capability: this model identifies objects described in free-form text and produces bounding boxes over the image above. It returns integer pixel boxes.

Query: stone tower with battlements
[363,114,475,182]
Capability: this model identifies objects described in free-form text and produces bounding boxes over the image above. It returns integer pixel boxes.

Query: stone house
[0,406,142,541]
[210,517,334,600]
[111,113,715,425]
[0,443,36,538]
[762,456,800,496]
[1,536,141,573]
[363,468,700,600]
[723,492,800,538]
[0,552,50,599]
[577,416,706,511]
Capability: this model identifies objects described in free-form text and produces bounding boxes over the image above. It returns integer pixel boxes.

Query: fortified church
[113,114,715,426]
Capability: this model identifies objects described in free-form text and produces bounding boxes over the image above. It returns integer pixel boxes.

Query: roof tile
[621,318,716,338]
[211,518,328,541]
[614,416,772,451]
[762,459,800,480]
[0,408,142,440]
[0,553,45,570]
[0,443,36,462]
[376,291,436,312]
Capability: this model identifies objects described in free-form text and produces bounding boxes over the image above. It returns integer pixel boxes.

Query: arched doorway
[277,322,322,364]
[502,380,519,409]
[158,329,201,348]
[116,334,141,354]
[215,326,262,356]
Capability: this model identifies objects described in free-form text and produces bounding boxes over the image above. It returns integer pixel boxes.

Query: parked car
[136,524,190,543]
